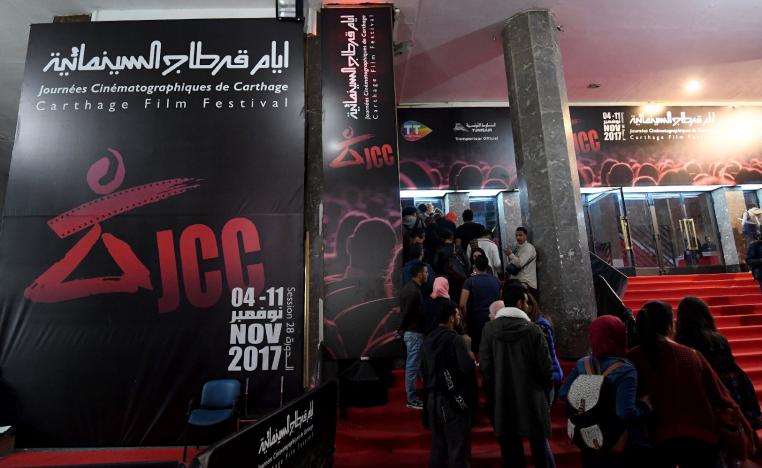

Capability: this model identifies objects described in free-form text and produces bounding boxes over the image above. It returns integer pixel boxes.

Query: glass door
[681,193,722,267]
[622,194,661,273]
[623,192,723,274]
[584,189,634,269]
[651,195,682,270]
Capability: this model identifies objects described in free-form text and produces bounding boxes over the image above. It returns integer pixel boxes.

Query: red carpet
[335,272,762,467]
[0,447,200,467]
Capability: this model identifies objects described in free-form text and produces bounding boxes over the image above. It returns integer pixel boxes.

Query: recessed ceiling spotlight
[685,80,702,93]
[587,83,601,89]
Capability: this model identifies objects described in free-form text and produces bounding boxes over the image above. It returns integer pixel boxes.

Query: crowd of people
[397,205,762,468]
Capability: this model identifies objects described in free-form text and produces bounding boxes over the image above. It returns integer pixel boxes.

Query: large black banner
[572,106,762,187]
[0,20,304,447]
[191,381,337,468]
[398,107,516,190]
[321,6,403,359]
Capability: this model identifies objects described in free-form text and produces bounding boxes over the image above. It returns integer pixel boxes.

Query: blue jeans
[403,331,423,402]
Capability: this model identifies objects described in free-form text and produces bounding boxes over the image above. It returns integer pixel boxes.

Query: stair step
[733,351,762,369]
[623,303,762,316]
[723,338,762,353]
[743,367,762,381]
[720,325,762,340]
[626,277,757,289]
[713,314,762,327]
[624,286,761,300]
[624,294,762,309]
[627,273,751,283]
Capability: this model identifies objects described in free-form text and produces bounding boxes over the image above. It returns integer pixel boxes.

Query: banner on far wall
[321,6,403,360]
[571,106,762,187]
[398,107,516,190]
[0,19,304,447]
[396,106,762,189]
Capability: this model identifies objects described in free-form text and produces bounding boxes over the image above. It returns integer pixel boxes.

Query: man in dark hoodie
[479,283,554,468]
[421,300,478,468]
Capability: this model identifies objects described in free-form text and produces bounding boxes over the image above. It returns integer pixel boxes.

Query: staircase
[622,272,762,402]
[334,367,580,467]
[334,272,762,467]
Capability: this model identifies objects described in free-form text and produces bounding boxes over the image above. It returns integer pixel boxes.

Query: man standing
[459,255,501,355]
[454,209,485,249]
[399,262,429,409]
[480,283,554,468]
[504,227,538,299]
[421,300,478,468]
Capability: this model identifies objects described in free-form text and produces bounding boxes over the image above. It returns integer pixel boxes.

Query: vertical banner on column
[321,6,403,359]
[0,19,304,447]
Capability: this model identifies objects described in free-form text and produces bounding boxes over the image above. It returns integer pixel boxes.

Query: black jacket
[421,325,478,428]
[480,309,553,438]
[399,280,424,333]
[748,239,762,279]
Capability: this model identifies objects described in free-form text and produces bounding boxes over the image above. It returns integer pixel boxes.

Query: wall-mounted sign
[572,106,762,187]
[0,19,305,446]
[398,107,516,190]
[321,6,403,359]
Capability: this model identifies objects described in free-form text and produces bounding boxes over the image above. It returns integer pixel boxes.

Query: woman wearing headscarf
[560,315,651,468]
[627,301,741,468]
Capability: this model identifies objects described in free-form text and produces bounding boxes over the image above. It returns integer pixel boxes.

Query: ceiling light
[685,80,702,93]
[276,0,302,20]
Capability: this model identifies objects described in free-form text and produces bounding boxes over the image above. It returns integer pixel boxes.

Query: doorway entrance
[584,190,723,275]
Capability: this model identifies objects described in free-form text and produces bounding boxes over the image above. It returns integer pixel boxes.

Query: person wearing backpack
[560,315,651,468]
[421,299,478,467]
[480,283,554,468]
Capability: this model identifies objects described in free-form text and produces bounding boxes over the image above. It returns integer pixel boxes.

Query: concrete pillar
[445,192,469,224]
[711,187,745,270]
[503,9,596,358]
[497,191,523,264]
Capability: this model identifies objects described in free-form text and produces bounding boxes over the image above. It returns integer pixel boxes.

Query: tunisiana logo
[329,127,395,170]
[400,121,432,142]
[24,149,265,313]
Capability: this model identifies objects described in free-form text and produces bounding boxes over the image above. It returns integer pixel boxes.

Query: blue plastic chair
[183,379,240,461]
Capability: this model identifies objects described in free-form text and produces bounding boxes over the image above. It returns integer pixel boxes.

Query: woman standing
[560,315,650,468]
[627,301,740,468]
[675,296,762,460]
